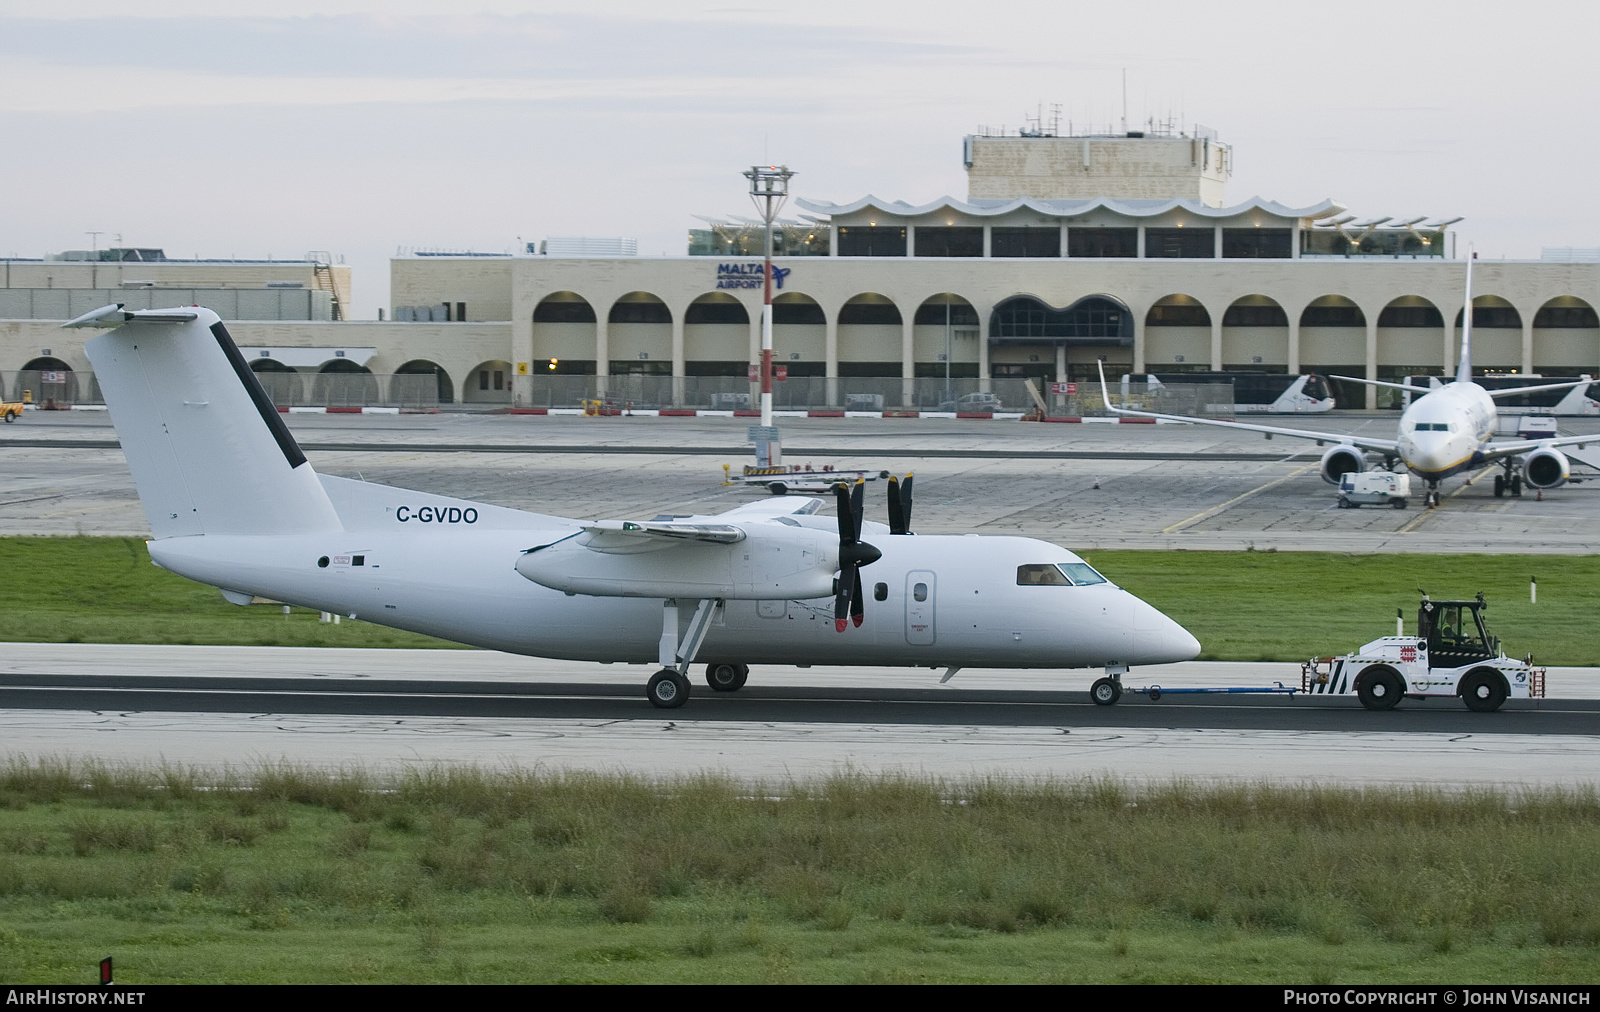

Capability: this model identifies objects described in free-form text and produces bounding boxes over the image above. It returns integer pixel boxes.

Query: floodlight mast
[745,165,793,436]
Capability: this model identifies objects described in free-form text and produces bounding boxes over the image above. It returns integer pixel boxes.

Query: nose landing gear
[1424,481,1441,508]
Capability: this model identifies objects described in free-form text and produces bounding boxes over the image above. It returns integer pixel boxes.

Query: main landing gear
[705,662,750,692]
[646,597,722,709]
[1493,462,1523,499]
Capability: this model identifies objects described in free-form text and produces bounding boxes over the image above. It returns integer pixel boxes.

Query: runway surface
[3,645,1598,787]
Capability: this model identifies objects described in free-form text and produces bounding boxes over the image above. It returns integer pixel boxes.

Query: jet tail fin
[82,308,342,539]
[1457,253,1474,384]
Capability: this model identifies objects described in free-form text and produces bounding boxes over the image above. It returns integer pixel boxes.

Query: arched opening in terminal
[395,359,453,406]
[1297,295,1364,404]
[1144,295,1211,371]
[837,294,902,383]
[248,357,300,407]
[1378,297,1446,396]
[463,359,514,404]
[16,356,77,405]
[683,292,750,378]
[913,294,979,380]
[769,292,824,381]
[988,294,1133,388]
[314,358,379,408]
[1455,296,1521,374]
[1532,296,1600,375]
[608,293,671,377]
[532,292,596,376]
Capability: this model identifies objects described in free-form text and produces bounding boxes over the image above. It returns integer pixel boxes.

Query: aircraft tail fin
[1457,253,1474,384]
[81,307,342,539]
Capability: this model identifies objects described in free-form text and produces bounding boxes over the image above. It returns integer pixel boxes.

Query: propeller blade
[851,568,865,627]
[834,562,856,632]
[850,478,865,536]
[833,482,858,545]
[888,472,914,534]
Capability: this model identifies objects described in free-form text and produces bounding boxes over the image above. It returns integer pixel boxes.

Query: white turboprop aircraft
[1098,258,1596,508]
[68,303,1199,708]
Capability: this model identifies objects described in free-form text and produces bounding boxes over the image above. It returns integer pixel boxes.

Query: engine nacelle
[1320,444,1366,484]
[1521,447,1570,489]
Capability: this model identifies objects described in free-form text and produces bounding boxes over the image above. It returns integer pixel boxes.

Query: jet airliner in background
[68,302,1199,708]
[1098,258,1596,507]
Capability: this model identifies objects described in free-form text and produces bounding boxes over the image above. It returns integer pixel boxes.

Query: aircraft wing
[1480,379,1594,399]
[578,519,746,548]
[709,496,825,519]
[1096,363,1399,453]
[1477,433,1600,458]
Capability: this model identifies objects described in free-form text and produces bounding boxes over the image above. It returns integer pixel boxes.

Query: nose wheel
[1090,676,1124,706]
[705,662,749,692]
[1424,482,1440,508]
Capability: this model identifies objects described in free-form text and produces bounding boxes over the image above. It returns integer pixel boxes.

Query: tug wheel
[1460,669,1508,713]
[1355,666,1404,711]
[647,669,690,709]
[1090,677,1122,706]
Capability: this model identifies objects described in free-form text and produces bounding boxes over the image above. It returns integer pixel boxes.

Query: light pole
[744,164,793,466]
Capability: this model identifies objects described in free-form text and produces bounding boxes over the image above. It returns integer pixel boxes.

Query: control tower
[964,127,1231,206]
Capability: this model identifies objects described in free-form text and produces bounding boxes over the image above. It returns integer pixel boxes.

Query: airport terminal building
[5,128,1599,411]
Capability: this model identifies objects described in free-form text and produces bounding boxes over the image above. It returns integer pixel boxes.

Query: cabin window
[874,582,888,601]
[913,582,928,602]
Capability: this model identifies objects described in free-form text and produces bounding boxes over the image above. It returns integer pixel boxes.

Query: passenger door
[905,571,936,646]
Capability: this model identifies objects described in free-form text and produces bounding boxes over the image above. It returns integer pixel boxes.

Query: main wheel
[1460,669,1508,713]
[1510,475,1523,497]
[646,669,690,709]
[1356,666,1404,711]
[1090,677,1122,706]
[705,662,748,692]
[1493,474,1505,497]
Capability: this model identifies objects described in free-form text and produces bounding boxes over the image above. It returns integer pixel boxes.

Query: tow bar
[1136,681,1301,702]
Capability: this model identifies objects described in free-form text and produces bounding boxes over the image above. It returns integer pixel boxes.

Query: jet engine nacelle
[1319,444,1366,484]
[1521,447,1570,489]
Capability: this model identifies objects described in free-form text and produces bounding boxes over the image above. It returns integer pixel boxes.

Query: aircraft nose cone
[1129,597,1201,663]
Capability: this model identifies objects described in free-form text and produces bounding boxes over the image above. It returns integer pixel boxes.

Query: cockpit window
[1413,422,1452,432]
[1017,564,1071,586]
[1058,563,1108,586]
[1016,563,1108,587]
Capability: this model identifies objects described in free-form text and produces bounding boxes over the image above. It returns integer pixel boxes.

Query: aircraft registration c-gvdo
[70,303,1200,708]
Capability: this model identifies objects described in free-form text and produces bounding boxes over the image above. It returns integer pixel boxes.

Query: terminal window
[1222,228,1292,258]
[1067,228,1137,258]
[914,227,983,257]
[837,226,907,257]
[1145,227,1215,258]
[990,227,1060,258]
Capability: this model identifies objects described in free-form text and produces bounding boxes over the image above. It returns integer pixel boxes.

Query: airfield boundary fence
[1,371,1234,417]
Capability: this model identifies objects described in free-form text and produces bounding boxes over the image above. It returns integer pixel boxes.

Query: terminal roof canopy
[796,194,1347,224]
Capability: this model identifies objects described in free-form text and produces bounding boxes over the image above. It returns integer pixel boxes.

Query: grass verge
[0,761,1596,983]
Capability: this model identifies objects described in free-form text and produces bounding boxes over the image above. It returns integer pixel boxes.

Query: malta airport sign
[715,263,792,290]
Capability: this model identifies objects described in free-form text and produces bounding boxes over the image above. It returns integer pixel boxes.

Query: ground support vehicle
[1,400,24,422]
[1336,470,1410,508]
[1302,593,1544,712]
[740,465,890,496]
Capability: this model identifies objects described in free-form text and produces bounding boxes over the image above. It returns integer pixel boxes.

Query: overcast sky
[2,0,1597,317]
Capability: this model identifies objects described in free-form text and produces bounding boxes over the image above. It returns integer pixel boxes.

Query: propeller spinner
[832,479,882,632]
